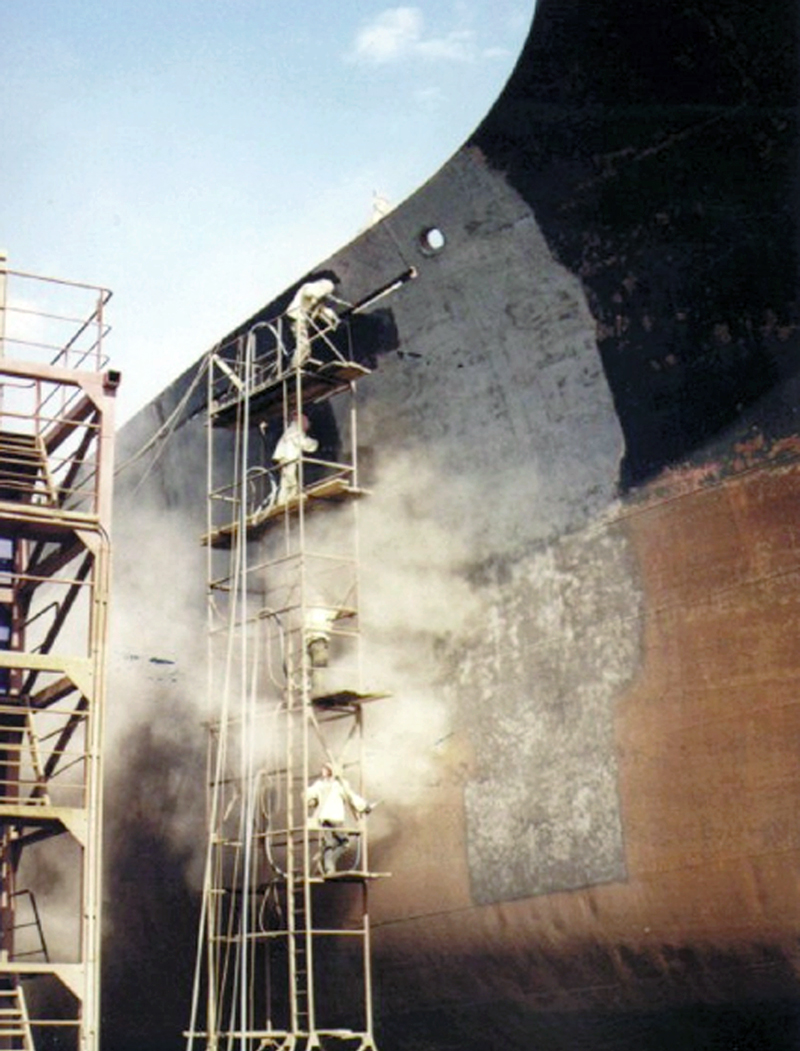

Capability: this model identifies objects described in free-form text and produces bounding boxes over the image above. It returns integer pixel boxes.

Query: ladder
[188,282,391,1051]
[289,871,312,1037]
[0,982,35,1050]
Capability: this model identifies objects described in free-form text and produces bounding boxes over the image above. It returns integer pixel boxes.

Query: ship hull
[110,1,800,1047]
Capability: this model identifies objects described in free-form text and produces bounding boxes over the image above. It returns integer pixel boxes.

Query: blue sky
[0,2,534,421]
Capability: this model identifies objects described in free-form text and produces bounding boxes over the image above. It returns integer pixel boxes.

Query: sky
[0,2,535,423]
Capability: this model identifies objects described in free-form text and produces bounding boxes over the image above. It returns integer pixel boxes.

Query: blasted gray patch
[455,524,641,904]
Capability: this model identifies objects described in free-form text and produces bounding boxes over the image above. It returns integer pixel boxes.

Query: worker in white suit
[305,762,371,874]
[272,414,318,504]
[286,278,340,367]
[305,603,339,697]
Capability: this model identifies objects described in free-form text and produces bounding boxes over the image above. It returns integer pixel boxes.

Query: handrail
[8,889,50,963]
[0,266,112,374]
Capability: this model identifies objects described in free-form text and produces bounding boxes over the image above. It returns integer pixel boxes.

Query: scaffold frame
[188,285,389,1051]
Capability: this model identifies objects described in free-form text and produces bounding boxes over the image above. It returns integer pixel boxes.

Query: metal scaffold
[187,277,395,1051]
[0,260,118,1051]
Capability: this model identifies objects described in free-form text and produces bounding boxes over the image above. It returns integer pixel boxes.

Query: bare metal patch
[455,525,641,903]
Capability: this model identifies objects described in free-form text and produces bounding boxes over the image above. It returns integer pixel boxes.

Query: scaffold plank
[203,478,365,548]
[211,360,371,426]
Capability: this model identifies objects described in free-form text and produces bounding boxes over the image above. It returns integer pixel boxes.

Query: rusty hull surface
[369,461,800,1032]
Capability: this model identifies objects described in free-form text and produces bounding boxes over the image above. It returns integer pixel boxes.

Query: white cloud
[349,7,423,64]
[413,85,446,108]
[348,6,477,65]
[416,29,475,62]
[482,45,512,60]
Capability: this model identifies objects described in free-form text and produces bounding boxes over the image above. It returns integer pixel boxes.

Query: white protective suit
[305,604,339,697]
[305,770,369,874]
[272,419,318,504]
[285,278,339,366]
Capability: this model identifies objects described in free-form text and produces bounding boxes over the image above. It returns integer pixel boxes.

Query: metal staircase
[0,262,117,1051]
[0,434,54,507]
[0,982,35,1050]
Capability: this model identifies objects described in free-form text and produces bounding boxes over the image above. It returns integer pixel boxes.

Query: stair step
[0,430,53,505]
[0,985,34,1049]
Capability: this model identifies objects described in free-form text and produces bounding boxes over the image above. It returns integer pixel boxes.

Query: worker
[285,278,340,367]
[272,413,318,504]
[305,762,371,875]
[305,603,339,697]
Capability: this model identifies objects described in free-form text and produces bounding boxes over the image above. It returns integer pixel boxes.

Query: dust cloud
[100,443,481,1049]
[102,498,209,1050]
[355,450,480,806]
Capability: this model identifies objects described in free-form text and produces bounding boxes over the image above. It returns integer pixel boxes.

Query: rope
[115,352,210,498]
[186,347,247,1051]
